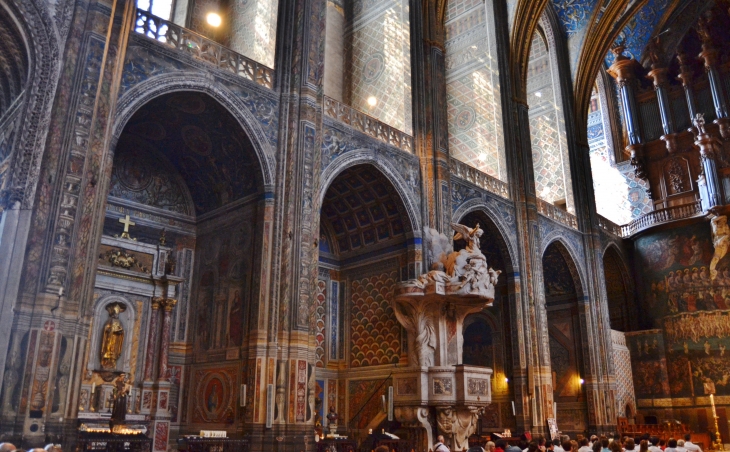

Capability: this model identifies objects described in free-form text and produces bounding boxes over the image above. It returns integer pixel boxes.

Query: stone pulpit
[390,223,499,451]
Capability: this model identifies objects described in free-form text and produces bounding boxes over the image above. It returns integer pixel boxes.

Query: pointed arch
[114,73,276,190]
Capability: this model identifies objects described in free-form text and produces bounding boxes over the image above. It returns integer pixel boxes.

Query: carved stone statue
[694,113,707,136]
[100,303,126,370]
[436,406,479,451]
[326,405,338,435]
[710,216,730,280]
[110,373,130,429]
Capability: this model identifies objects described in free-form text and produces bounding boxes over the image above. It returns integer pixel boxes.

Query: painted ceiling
[117,92,262,215]
[320,164,409,257]
[0,5,28,116]
[549,0,697,72]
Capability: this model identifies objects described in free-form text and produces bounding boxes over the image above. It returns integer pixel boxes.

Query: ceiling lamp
[207,12,222,27]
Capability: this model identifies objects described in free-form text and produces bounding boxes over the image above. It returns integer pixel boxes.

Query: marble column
[697,16,730,139]
[143,298,161,382]
[607,44,651,198]
[157,298,177,382]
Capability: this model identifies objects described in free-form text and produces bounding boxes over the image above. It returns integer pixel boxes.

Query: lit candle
[710,394,717,417]
[58,287,63,297]
[91,382,96,394]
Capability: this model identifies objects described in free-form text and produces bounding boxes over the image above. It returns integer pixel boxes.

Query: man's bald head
[0,443,17,452]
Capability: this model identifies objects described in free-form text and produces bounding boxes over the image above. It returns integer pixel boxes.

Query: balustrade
[537,198,578,229]
[133,10,274,90]
[323,96,413,153]
[449,158,510,200]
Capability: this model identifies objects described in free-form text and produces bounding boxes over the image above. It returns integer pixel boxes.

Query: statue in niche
[100,303,126,370]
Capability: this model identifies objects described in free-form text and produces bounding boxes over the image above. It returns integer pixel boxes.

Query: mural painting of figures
[637,222,715,320]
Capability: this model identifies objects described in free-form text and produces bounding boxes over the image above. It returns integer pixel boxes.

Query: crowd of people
[0,442,61,452]
[429,432,705,452]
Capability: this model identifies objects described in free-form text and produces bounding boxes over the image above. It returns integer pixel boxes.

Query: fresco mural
[634,221,730,399]
[193,217,255,355]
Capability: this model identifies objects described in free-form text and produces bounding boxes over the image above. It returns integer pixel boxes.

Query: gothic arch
[113,73,276,190]
[541,238,587,299]
[1,0,60,208]
[319,149,422,234]
[452,202,518,274]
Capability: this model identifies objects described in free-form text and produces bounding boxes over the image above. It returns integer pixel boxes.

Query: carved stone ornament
[393,223,501,369]
[436,406,479,451]
[101,247,149,273]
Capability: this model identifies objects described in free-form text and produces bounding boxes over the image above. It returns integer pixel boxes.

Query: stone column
[157,298,177,382]
[697,16,730,139]
[607,44,651,197]
[694,114,723,209]
[143,298,161,382]
[677,51,699,123]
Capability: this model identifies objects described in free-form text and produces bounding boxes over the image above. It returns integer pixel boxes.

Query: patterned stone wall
[611,330,636,418]
[347,0,412,135]
[349,270,401,367]
[527,33,574,212]
[445,0,507,180]
[230,0,279,68]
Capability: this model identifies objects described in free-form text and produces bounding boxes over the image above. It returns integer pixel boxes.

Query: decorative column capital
[676,51,695,86]
[162,298,178,312]
[150,297,163,310]
[646,67,669,89]
[607,44,638,85]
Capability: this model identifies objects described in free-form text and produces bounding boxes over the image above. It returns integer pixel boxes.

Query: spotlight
[504,377,509,383]
[579,378,585,385]
[367,96,377,107]
[207,12,222,27]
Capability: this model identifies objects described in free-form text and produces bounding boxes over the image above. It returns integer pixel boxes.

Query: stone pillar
[677,51,699,123]
[694,114,723,209]
[157,298,177,381]
[645,38,677,152]
[697,16,730,139]
[143,298,161,382]
[607,44,651,198]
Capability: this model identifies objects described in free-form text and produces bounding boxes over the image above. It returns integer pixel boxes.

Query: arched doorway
[457,209,516,433]
[603,246,634,332]
[84,92,266,442]
[542,241,589,437]
[316,163,416,440]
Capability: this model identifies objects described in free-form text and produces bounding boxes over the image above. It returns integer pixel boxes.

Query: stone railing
[537,198,579,229]
[597,215,623,237]
[323,96,413,153]
[449,158,510,199]
[619,200,703,237]
[134,9,274,89]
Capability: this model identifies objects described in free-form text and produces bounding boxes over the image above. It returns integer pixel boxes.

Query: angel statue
[452,223,483,253]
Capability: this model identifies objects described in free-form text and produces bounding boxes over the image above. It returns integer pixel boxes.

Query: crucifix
[118,215,136,240]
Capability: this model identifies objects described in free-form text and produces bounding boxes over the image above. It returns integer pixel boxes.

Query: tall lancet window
[527,29,574,213]
[324,0,413,135]
[445,0,507,181]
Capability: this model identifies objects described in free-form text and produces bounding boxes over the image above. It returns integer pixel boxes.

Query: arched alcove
[542,240,589,436]
[86,91,267,432]
[316,163,416,437]
[456,209,517,430]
